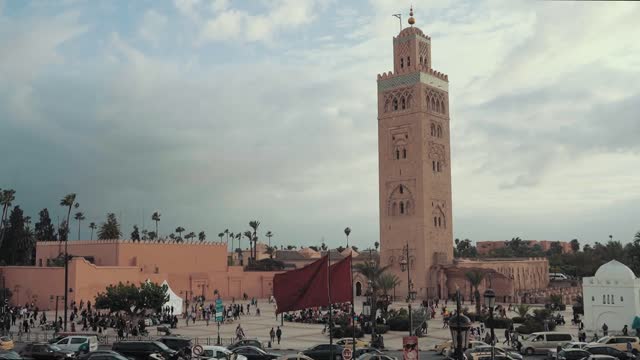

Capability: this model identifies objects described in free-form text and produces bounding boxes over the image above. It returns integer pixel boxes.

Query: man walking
[276,326,282,344]
[269,327,275,344]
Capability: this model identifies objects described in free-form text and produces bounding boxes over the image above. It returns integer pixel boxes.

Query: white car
[547,342,589,360]
[196,346,248,360]
[277,354,315,360]
[54,336,99,353]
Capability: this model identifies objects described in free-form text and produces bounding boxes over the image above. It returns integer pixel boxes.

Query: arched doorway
[355,281,362,296]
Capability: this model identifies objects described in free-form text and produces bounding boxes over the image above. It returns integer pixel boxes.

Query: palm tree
[243,230,253,259]
[198,231,206,242]
[224,229,229,245]
[235,233,241,253]
[60,194,78,240]
[74,212,85,240]
[229,232,234,250]
[249,220,260,260]
[377,273,401,296]
[354,259,390,329]
[265,231,273,247]
[344,227,351,247]
[185,232,196,241]
[218,232,224,242]
[465,270,485,315]
[0,189,16,248]
[151,211,161,238]
[515,304,530,318]
[175,226,185,240]
[88,222,96,240]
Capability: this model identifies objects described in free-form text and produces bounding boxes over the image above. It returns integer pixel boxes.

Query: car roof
[202,346,229,350]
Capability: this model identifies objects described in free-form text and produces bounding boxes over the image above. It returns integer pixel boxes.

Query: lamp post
[448,289,471,360]
[368,279,376,345]
[484,288,496,360]
[399,241,415,336]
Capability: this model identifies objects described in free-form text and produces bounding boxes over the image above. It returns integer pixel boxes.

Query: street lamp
[484,288,496,360]
[399,242,414,336]
[448,289,472,360]
[367,279,377,346]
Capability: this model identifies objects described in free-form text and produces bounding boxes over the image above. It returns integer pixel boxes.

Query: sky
[1,0,640,250]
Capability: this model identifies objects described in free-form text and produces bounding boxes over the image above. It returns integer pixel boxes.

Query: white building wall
[583,271,640,333]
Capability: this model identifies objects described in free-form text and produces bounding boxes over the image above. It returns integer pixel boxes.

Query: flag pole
[328,251,333,360]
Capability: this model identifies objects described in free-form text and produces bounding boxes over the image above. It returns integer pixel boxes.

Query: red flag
[329,254,353,304]
[273,254,354,314]
[274,256,328,314]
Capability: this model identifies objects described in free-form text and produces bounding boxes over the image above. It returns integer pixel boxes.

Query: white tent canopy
[162,280,184,313]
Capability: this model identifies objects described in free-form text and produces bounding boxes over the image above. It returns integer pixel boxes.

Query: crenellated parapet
[36,239,227,247]
[377,64,448,82]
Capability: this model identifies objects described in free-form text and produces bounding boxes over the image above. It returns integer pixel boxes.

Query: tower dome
[594,260,637,280]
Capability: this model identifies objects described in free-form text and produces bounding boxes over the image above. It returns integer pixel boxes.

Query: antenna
[392,14,402,32]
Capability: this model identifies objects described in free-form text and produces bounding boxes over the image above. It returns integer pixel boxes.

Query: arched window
[621,296,624,302]
[400,202,405,214]
[392,202,397,216]
[438,217,442,227]
[406,201,411,214]
[437,125,442,138]
[401,97,406,110]
[426,96,431,110]
[384,98,390,113]
[407,57,411,66]
[400,58,404,68]
[441,100,446,114]
[431,123,436,136]
[407,95,412,109]
[611,294,615,304]
[437,161,441,172]
[393,98,398,111]
[399,186,404,194]
[603,294,606,304]
[434,217,438,226]
[395,149,400,160]
[432,161,436,171]
[420,56,423,64]
[431,98,436,111]
[402,148,407,159]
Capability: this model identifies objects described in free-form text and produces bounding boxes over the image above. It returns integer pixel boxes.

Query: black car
[112,341,178,360]
[77,352,130,360]
[20,343,76,360]
[228,340,263,351]
[0,351,21,360]
[231,346,279,360]
[558,349,592,360]
[302,344,344,360]
[586,346,636,360]
[157,337,193,358]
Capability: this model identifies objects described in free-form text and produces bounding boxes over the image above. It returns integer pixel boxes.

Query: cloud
[138,9,168,46]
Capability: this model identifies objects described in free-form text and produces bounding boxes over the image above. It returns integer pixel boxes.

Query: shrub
[486,318,513,329]
[387,317,409,331]
[363,324,390,335]
[332,326,364,338]
[511,316,526,324]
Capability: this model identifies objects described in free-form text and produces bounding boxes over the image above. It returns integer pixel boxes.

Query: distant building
[582,260,640,333]
[476,240,573,256]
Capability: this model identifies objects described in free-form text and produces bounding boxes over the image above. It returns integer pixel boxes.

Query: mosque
[0,9,557,310]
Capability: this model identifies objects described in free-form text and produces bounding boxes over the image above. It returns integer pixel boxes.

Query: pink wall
[0,267,64,309]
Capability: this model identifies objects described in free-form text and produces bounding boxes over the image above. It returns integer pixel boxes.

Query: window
[393,98,398,110]
[431,123,436,136]
[432,161,436,171]
[407,56,411,66]
[621,296,624,302]
[437,125,442,138]
[438,217,442,227]
[420,56,423,64]
[603,294,606,304]
[437,162,441,172]
[70,338,86,344]
[396,149,400,160]
[39,259,43,267]
[399,186,404,194]
[592,296,595,302]
[400,58,404,68]
[402,149,407,158]
[400,202,405,214]
[611,294,614,304]
[401,97,406,110]
[434,217,437,226]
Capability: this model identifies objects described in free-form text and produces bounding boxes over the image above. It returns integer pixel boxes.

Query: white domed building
[583,260,640,333]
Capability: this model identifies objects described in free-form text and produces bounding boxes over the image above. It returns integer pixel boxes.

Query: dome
[594,260,637,280]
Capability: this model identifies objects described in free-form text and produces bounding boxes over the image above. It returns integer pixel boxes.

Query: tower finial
[408,5,415,26]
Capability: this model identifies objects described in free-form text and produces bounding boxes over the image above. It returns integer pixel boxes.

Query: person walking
[622,325,629,336]
[236,324,245,341]
[602,323,609,336]
[269,327,276,344]
[276,326,282,344]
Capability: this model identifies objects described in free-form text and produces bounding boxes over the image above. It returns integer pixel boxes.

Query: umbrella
[632,316,640,329]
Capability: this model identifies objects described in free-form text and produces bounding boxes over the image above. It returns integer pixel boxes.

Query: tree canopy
[94,281,168,317]
[98,213,121,240]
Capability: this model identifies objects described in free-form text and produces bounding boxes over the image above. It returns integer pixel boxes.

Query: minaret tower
[377,8,453,299]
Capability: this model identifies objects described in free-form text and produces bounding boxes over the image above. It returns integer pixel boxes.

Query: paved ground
[6,297,575,357]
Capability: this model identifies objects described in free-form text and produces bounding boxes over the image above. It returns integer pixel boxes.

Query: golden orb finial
[408,5,415,26]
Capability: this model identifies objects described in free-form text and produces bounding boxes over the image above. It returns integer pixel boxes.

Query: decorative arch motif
[387,184,415,217]
[425,88,447,115]
[383,87,414,113]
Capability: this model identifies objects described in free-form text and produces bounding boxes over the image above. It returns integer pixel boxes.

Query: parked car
[355,355,396,360]
[584,345,636,360]
[465,345,523,360]
[157,337,193,358]
[584,355,619,360]
[433,340,452,355]
[352,348,381,358]
[301,344,344,360]
[112,340,178,360]
[228,340,264,351]
[231,346,280,360]
[548,342,589,360]
[53,336,99,353]
[0,337,13,351]
[556,349,592,360]
[520,332,574,355]
[335,339,368,349]
[470,353,513,360]
[49,334,101,345]
[78,351,129,360]
[277,354,315,360]
[590,337,640,354]
[0,350,21,360]
[197,346,247,360]
[20,343,76,360]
